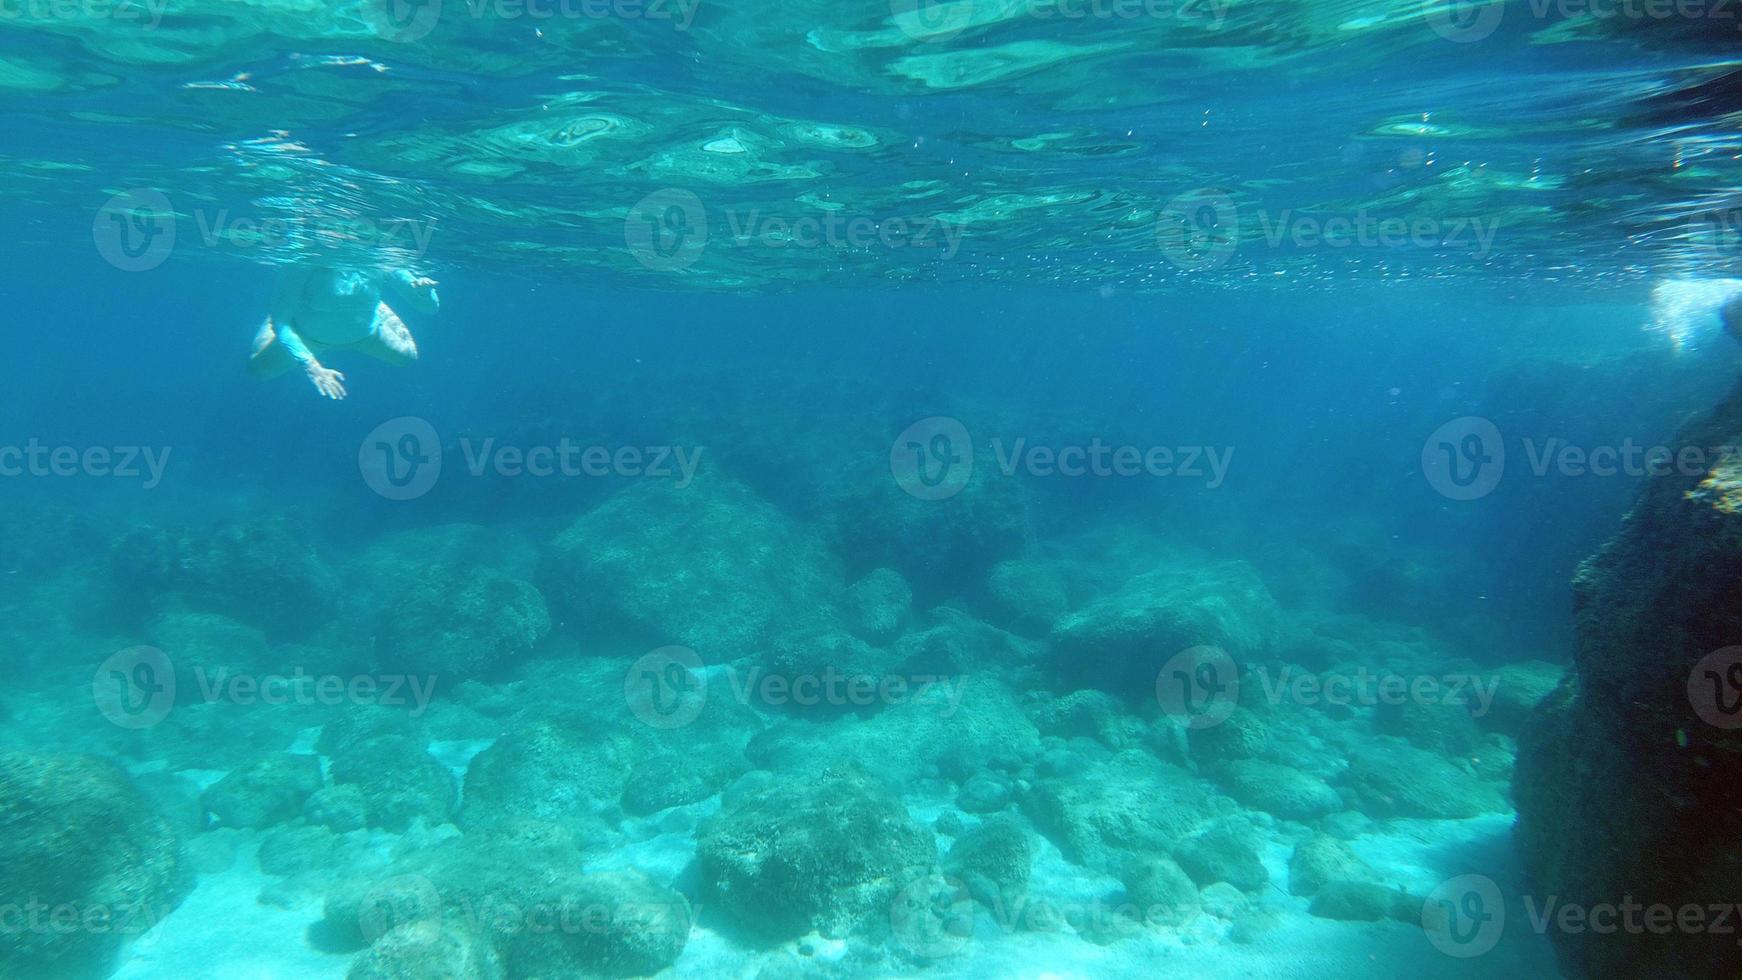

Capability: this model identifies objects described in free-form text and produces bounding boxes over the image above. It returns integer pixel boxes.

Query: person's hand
[307,362,347,400]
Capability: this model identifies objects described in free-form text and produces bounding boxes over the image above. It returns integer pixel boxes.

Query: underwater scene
[7,2,1742,979]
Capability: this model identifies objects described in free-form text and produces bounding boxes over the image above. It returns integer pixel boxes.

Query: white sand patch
[113,841,353,980]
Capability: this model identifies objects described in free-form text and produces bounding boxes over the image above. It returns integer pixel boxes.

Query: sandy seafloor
[111,738,1559,980]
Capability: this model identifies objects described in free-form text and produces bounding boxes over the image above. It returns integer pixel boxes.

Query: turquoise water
[3,4,1742,980]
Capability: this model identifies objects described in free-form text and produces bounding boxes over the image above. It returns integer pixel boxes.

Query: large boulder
[545,476,841,661]
[1514,380,1742,979]
[828,447,1031,603]
[1023,749,1219,875]
[696,765,934,940]
[325,830,690,978]
[0,753,191,979]
[340,525,550,680]
[110,518,337,638]
[1050,561,1278,698]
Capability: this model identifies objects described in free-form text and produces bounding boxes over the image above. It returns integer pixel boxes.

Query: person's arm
[273,319,347,400]
[382,268,440,316]
[267,265,347,400]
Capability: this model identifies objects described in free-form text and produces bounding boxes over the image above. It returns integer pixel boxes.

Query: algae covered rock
[841,567,913,643]
[1172,820,1269,893]
[1024,749,1217,875]
[342,525,550,680]
[1373,698,1484,757]
[829,446,1031,602]
[0,752,191,979]
[1051,561,1278,697]
[460,721,633,837]
[545,476,841,660]
[982,558,1074,635]
[1287,834,1373,897]
[200,753,324,829]
[348,921,502,980]
[326,828,688,977]
[620,750,745,816]
[111,517,337,638]
[1212,758,1341,822]
[1340,737,1502,819]
[501,869,692,979]
[945,814,1032,909]
[696,765,934,940]
[1120,855,1200,925]
[1481,659,1564,735]
[329,735,457,832]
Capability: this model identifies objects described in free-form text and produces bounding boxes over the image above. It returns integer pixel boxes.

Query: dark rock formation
[1513,380,1742,979]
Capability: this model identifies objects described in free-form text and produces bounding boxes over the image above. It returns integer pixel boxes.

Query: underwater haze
[4,3,1742,980]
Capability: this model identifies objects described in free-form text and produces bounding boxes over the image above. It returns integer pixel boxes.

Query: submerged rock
[328,735,457,833]
[341,525,550,680]
[841,567,914,643]
[1480,659,1565,735]
[1051,561,1278,698]
[1024,749,1217,875]
[200,753,324,830]
[545,476,841,660]
[459,721,631,838]
[1212,758,1342,822]
[1515,378,1742,979]
[1172,820,1269,893]
[1339,737,1502,819]
[347,921,502,980]
[696,765,934,940]
[1119,855,1200,926]
[0,753,191,979]
[326,830,687,977]
[1287,834,1374,897]
[945,814,1032,910]
[501,869,692,979]
[829,447,1031,602]
[982,558,1073,635]
[111,517,338,639]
